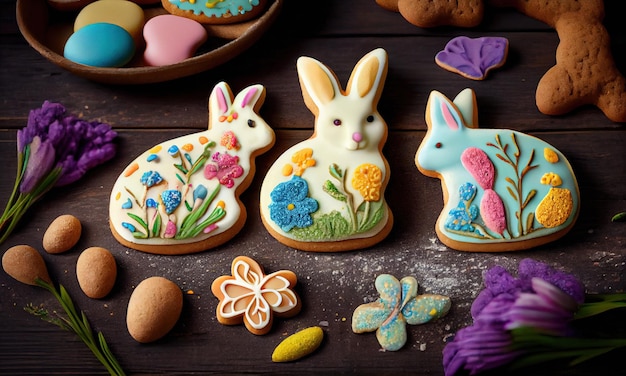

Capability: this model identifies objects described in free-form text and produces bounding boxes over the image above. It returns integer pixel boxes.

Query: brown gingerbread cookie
[376,0,484,28]
[489,0,626,122]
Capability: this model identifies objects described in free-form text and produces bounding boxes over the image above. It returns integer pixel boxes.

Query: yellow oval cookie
[271,326,324,362]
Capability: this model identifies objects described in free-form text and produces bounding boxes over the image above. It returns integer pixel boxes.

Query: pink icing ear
[216,87,228,114]
[480,189,506,235]
[240,87,258,108]
[461,147,495,190]
[441,100,459,130]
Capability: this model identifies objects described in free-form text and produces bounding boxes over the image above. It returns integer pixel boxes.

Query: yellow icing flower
[351,163,382,202]
[536,188,573,228]
[540,172,562,187]
[291,148,316,176]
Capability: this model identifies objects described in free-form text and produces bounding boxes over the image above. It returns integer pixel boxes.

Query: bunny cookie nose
[352,132,363,143]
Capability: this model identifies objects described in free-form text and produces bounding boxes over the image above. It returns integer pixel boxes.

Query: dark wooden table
[1,1,625,375]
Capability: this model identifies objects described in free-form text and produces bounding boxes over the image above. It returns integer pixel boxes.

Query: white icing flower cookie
[259,48,393,252]
[109,82,275,255]
[415,88,580,252]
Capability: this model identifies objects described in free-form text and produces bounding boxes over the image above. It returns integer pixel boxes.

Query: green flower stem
[34,278,126,376]
[0,166,62,246]
[509,326,626,370]
[574,293,626,320]
[612,212,626,222]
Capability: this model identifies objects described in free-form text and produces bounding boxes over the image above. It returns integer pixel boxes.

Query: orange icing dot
[282,164,294,176]
[182,143,194,152]
[149,145,162,154]
[199,136,209,144]
[543,148,559,163]
[124,162,139,177]
[217,200,226,209]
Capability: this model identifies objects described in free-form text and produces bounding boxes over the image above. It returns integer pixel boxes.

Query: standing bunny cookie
[260,48,393,252]
[415,89,579,252]
[109,82,275,255]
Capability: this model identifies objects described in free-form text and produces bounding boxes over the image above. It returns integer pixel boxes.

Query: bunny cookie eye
[435,142,443,149]
[333,119,342,126]
[366,115,375,123]
[247,119,256,128]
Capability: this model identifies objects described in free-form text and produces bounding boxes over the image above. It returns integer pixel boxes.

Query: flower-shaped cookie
[352,274,451,351]
[211,256,301,335]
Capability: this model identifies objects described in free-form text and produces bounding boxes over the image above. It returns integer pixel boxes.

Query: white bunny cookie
[260,48,393,252]
[109,82,275,255]
[415,88,580,252]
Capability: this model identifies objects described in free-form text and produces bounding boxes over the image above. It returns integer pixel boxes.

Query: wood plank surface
[1,1,625,375]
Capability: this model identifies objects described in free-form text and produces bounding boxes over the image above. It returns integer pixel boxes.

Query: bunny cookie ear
[346,48,388,106]
[208,81,235,128]
[426,90,467,132]
[452,88,478,128]
[235,84,266,111]
[297,55,341,114]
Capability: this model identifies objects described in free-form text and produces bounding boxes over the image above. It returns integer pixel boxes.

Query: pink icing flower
[204,152,243,188]
[480,189,506,235]
[461,147,495,190]
[164,218,177,238]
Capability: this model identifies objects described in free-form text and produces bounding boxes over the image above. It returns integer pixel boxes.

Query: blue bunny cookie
[415,89,580,252]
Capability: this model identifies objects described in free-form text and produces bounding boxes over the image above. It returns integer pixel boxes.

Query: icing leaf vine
[487,133,538,237]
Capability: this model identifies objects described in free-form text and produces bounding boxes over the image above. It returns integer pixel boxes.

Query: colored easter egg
[143,15,208,66]
[64,23,135,68]
[74,0,145,44]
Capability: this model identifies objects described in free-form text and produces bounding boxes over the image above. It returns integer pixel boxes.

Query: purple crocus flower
[18,101,118,189]
[443,259,584,376]
[1,101,117,245]
[19,136,56,193]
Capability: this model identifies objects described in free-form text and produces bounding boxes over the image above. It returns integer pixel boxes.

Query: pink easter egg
[143,15,208,66]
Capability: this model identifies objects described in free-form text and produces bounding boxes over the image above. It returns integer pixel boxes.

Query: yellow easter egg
[536,187,573,228]
[271,326,324,362]
[74,0,145,44]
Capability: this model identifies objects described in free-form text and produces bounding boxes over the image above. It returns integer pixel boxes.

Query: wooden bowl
[16,0,283,84]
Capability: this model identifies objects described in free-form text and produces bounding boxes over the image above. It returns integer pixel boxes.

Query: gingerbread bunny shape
[415,88,580,252]
[260,48,393,252]
[109,82,275,255]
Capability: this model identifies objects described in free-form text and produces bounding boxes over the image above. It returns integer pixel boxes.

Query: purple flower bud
[443,259,585,375]
[19,136,56,193]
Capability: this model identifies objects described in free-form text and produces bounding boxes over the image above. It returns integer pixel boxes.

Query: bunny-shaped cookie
[415,88,579,252]
[260,48,393,252]
[109,82,275,255]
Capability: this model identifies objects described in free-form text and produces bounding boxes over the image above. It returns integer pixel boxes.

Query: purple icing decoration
[435,36,509,80]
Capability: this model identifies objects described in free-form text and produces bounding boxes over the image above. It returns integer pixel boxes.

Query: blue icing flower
[268,176,318,232]
[193,184,208,202]
[146,198,158,208]
[168,145,179,157]
[140,170,163,187]
[351,274,451,351]
[445,182,479,232]
[121,198,132,209]
[161,189,182,214]
[122,222,136,232]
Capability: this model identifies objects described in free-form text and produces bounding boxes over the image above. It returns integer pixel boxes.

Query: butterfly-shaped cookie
[211,256,301,335]
[352,274,451,351]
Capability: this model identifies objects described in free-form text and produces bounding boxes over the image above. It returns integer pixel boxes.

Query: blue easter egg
[64,23,135,68]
